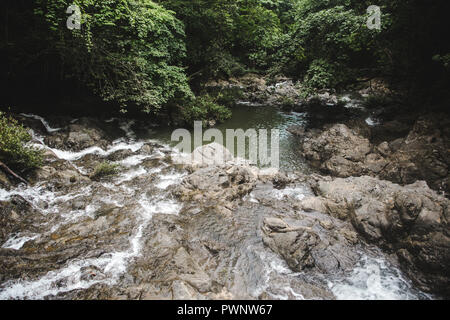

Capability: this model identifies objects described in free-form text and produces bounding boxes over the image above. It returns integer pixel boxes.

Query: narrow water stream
[0,110,431,300]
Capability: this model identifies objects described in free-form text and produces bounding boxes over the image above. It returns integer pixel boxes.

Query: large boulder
[261,215,359,274]
[173,143,235,168]
[43,117,121,151]
[174,164,258,216]
[297,114,450,195]
[381,115,450,193]
[300,124,375,177]
[205,74,302,107]
[303,175,450,296]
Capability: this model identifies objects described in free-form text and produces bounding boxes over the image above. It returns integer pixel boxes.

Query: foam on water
[116,167,147,184]
[250,246,305,300]
[365,116,380,126]
[272,186,309,201]
[0,117,187,299]
[119,154,152,167]
[330,254,430,300]
[156,172,186,189]
[20,114,61,133]
[2,234,39,250]
[0,238,145,300]
[0,184,56,208]
[0,180,183,300]
[138,194,181,217]
[48,141,144,161]
[341,94,365,110]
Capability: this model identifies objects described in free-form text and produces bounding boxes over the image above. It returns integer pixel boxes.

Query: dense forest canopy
[0,0,448,120]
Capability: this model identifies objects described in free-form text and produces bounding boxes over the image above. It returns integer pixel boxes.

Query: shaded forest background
[0,0,448,122]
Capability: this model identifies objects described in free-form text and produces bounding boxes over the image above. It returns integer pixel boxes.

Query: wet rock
[299,196,327,213]
[174,164,257,214]
[205,74,302,107]
[298,114,450,195]
[0,196,41,245]
[173,143,235,168]
[261,216,360,274]
[0,171,12,190]
[381,114,450,193]
[32,159,89,187]
[139,144,153,154]
[172,247,212,293]
[300,124,372,176]
[172,280,207,300]
[370,120,411,144]
[107,149,135,162]
[306,174,450,296]
[287,126,305,137]
[43,118,117,151]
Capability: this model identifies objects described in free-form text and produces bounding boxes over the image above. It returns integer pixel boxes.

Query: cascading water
[0,113,430,300]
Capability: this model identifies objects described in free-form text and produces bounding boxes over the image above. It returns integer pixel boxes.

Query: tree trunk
[0,161,28,185]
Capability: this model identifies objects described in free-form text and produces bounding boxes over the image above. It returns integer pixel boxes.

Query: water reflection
[143,106,309,172]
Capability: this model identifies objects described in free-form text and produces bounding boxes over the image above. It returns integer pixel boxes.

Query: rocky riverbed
[0,109,448,300]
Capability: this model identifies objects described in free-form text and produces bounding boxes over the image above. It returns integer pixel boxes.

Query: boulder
[305,174,450,296]
[298,114,450,195]
[301,124,372,177]
[261,215,360,274]
[174,164,257,215]
[174,143,235,168]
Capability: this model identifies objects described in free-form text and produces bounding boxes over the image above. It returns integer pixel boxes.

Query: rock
[307,174,450,296]
[43,118,114,151]
[205,74,302,108]
[172,247,212,293]
[191,143,234,167]
[0,196,41,245]
[300,124,372,177]
[172,280,206,300]
[174,164,257,214]
[0,171,12,189]
[139,144,153,154]
[172,143,235,169]
[299,196,327,213]
[377,142,391,157]
[287,126,305,137]
[298,114,450,195]
[370,120,412,144]
[67,131,92,149]
[31,159,88,187]
[382,114,450,193]
[261,216,360,274]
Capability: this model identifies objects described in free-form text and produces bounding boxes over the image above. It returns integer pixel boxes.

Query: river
[0,108,432,300]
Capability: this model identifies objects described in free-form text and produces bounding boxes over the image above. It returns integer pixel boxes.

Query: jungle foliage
[0,0,448,119]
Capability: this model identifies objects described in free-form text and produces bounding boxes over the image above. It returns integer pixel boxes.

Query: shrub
[303,59,339,90]
[280,96,296,111]
[215,88,245,108]
[0,112,43,172]
[180,95,232,126]
[90,161,120,180]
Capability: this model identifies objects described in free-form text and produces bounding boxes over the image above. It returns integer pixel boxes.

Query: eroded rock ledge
[299,174,450,296]
[293,114,450,195]
[174,157,449,297]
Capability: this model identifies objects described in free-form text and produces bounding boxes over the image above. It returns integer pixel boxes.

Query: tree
[1,0,193,114]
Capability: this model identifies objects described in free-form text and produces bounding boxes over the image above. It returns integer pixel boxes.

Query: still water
[143,105,309,172]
